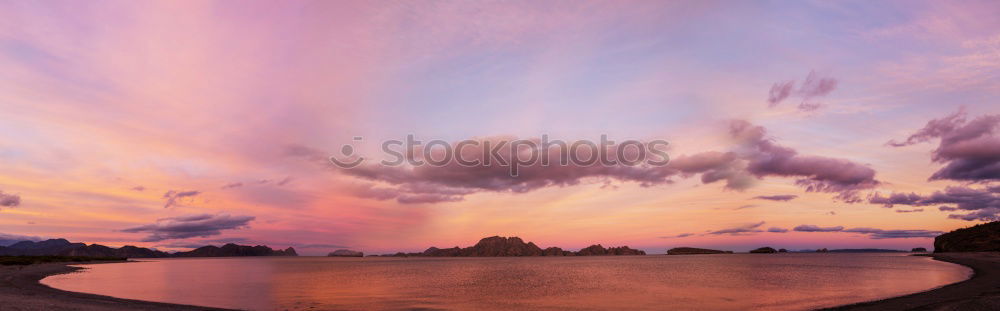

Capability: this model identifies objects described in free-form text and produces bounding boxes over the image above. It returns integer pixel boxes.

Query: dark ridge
[173,244,297,257]
[934,221,1000,252]
[666,247,733,255]
[1,255,126,266]
[0,239,296,258]
[376,236,645,257]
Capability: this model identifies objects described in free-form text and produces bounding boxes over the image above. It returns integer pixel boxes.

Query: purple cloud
[121,213,255,242]
[162,190,201,208]
[797,101,824,112]
[793,224,844,232]
[302,138,682,204]
[731,120,879,202]
[221,182,243,189]
[869,192,923,206]
[842,228,942,239]
[766,71,838,112]
[949,208,1000,221]
[666,151,754,190]
[869,186,1000,221]
[0,190,21,209]
[798,70,838,99]
[347,183,470,204]
[661,233,695,239]
[768,227,789,233]
[887,109,1000,182]
[641,120,878,200]
[767,81,795,107]
[707,221,766,235]
[293,121,876,204]
[334,138,678,200]
[793,225,942,239]
[754,194,798,201]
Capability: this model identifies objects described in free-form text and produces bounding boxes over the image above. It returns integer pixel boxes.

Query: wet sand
[823,252,1000,311]
[0,261,232,311]
[1,254,996,310]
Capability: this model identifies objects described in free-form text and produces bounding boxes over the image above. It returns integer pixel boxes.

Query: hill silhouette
[0,239,296,258]
[380,236,645,257]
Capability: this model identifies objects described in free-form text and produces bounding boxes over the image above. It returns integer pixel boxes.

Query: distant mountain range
[374,236,645,257]
[823,248,908,253]
[0,238,297,258]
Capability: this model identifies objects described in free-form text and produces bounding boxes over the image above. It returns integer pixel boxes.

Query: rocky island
[666,247,733,255]
[749,247,777,254]
[328,249,364,257]
[378,236,645,257]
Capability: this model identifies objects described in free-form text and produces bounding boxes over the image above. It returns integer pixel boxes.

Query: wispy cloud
[842,228,942,239]
[766,70,838,112]
[793,224,844,232]
[221,182,243,189]
[869,186,1000,221]
[887,108,999,182]
[660,233,695,239]
[754,195,798,201]
[794,225,942,239]
[0,190,20,209]
[121,214,255,242]
[707,221,766,235]
[162,190,201,208]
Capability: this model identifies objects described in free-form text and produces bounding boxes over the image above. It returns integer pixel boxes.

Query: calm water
[42,253,970,310]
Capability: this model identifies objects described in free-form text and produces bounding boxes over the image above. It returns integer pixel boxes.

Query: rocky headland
[934,221,1000,252]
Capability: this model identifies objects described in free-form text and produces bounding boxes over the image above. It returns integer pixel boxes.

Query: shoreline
[0,261,234,311]
[822,252,1000,310]
[1,254,996,310]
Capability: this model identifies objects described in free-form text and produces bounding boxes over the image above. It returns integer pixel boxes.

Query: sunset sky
[1,1,998,255]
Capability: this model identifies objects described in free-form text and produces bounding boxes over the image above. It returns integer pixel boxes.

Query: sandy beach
[1,253,997,310]
[0,261,232,311]
[824,252,1000,311]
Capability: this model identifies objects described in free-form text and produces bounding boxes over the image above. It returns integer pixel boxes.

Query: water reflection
[42,253,970,310]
